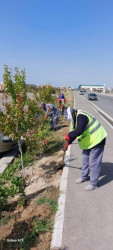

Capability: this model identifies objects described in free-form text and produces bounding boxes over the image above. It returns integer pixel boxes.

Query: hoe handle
[61,140,68,165]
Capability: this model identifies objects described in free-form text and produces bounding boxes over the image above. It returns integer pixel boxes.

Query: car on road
[0,132,17,153]
[88,93,97,101]
[79,90,84,95]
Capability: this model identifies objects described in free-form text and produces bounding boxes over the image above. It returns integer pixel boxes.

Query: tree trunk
[18,139,24,177]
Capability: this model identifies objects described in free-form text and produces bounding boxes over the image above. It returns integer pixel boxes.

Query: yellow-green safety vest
[72,110,107,149]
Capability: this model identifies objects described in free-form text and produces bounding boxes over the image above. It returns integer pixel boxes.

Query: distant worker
[59,92,64,110]
[61,98,68,116]
[61,92,64,99]
[59,98,62,111]
[58,92,67,113]
[59,92,65,99]
[63,108,107,191]
[41,102,60,131]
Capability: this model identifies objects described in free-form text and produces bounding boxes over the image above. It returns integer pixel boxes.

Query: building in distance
[78,84,106,93]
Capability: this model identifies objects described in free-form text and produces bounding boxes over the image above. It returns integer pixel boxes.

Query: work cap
[41,102,46,107]
[70,108,77,116]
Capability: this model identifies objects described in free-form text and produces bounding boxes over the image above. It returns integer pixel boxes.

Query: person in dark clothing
[61,92,65,99]
[64,108,107,191]
[61,99,67,115]
[41,102,60,131]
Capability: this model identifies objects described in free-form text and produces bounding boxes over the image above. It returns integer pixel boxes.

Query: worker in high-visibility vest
[64,108,107,191]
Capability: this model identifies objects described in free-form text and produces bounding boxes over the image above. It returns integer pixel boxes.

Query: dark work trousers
[81,146,105,186]
[50,114,59,130]
[63,107,68,119]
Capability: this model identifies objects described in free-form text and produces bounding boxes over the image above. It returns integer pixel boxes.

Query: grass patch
[0,214,10,226]
[44,139,64,154]
[20,217,52,250]
[36,196,58,214]
[33,217,52,233]
[21,230,39,250]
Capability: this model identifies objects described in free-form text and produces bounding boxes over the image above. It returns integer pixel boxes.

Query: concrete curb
[50,94,75,249]
[50,144,71,250]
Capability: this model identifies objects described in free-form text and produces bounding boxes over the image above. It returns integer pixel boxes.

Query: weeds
[0,214,10,226]
[33,217,52,233]
[21,230,39,250]
[0,89,73,249]
[20,217,52,249]
[36,196,58,214]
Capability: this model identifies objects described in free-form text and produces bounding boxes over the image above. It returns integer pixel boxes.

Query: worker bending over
[41,102,60,131]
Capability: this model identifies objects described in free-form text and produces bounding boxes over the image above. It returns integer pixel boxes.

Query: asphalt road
[61,91,113,250]
[0,93,11,112]
[83,92,113,119]
[0,92,35,112]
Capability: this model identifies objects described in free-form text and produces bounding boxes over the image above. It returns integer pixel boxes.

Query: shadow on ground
[4,187,48,213]
[0,217,39,250]
[39,160,61,178]
[98,162,113,187]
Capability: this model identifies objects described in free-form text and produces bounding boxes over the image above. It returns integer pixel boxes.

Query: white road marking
[86,99,113,130]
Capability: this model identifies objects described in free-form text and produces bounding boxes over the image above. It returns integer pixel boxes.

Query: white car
[88,93,97,100]
[79,90,84,95]
[0,132,16,153]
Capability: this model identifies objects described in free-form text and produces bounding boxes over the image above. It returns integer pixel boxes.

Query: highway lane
[1,91,113,119]
[83,92,113,120]
[62,91,113,250]
[0,92,34,112]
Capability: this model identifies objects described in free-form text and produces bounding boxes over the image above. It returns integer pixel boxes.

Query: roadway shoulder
[0,146,18,174]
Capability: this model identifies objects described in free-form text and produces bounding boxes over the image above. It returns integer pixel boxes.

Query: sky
[0,0,113,88]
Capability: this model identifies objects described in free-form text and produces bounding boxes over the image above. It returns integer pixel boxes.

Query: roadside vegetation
[0,65,74,249]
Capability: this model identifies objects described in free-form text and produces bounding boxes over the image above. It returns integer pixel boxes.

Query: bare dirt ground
[0,91,73,250]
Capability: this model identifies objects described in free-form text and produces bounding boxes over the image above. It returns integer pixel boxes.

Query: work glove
[63,134,70,151]
[65,134,70,141]
[63,143,69,151]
